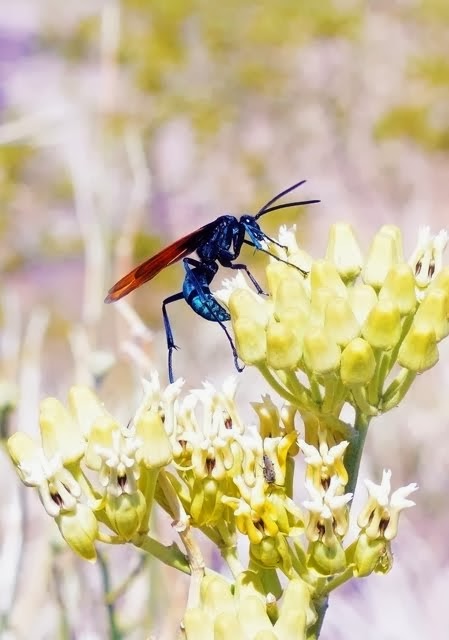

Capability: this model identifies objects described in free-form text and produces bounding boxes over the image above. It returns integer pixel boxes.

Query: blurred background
[1,1,449,638]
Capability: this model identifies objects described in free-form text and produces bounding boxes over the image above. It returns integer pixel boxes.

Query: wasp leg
[182,260,244,375]
[162,292,185,383]
[219,259,265,294]
[242,239,308,277]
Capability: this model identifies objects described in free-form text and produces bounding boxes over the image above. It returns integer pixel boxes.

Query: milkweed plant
[7,222,449,639]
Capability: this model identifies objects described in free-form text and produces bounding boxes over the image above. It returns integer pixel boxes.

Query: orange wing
[105,221,217,303]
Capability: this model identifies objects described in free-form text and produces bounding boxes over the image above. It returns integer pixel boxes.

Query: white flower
[303,476,352,544]
[358,469,418,540]
[95,427,142,497]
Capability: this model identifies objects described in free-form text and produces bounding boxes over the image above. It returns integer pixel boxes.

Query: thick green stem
[307,595,328,640]
[345,410,371,497]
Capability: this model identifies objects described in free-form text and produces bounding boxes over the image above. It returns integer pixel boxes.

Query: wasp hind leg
[162,292,185,383]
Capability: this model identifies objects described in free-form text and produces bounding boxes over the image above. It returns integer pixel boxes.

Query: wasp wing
[105,220,217,303]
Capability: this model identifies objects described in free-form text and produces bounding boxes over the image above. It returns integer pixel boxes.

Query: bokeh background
[1,1,449,638]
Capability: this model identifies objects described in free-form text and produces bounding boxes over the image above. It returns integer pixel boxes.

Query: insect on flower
[105,180,320,382]
[262,453,277,485]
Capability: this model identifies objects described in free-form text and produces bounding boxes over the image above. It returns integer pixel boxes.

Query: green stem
[307,595,328,640]
[258,364,303,405]
[285,371,314,409]
[139,468,160,532]
[351,386,378,416]
[220,545,244,578]
[386,313,415,376]
[381,369,417,412]
[132,534,190,574]
[344,410,371,497]
[321,374,346,415]
[367,348,390,406]
[317,567,354,597]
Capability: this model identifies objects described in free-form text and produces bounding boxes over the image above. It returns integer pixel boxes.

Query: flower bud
[7,432,39,476]
[68,386,109,437]
[362,226,403,288]
[266,318,302,370]
[56,504,98,562]
[105,490,146,540]
[266,261,293,297]
[200,573,235,613]
[275,577,313,638]
[84,416,119,470]
[378,263,417,315]
[340,338,376,386]
[135,409,173,468]
[237,597,274,637]
[362,300,401,350]
[251,396,281,439]
[233,319,267,365]
[307,539,347,576]
[273,275,310,317]
[234,570,266,603]
[190,477,224,526]
[324,297,360,347]
[228,288,271,324]
[325,223,363,281]
[303,327,341,375]
[39,398,86,464]
[397,324,438,372]
[352,533,392,577]
[347,283,378,326]
[413,289,449,341]
[183,609,214,639]
[310,260,347,298]
[309,288,334,328]
[214,613,246,640]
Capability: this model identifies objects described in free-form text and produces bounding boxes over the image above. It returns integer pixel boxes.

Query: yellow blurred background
[1,1,449,638]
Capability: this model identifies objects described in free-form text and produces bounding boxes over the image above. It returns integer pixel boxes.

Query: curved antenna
[255,179,309,220]
[261,198,320,217]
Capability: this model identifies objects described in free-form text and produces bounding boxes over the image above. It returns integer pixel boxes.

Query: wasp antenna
[261,198,321,217]
[255,179,307,219]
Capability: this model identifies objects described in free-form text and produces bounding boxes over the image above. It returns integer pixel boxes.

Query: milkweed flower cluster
[8,376,416,639]
[217,224,449,418]
[7,222,447,638]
